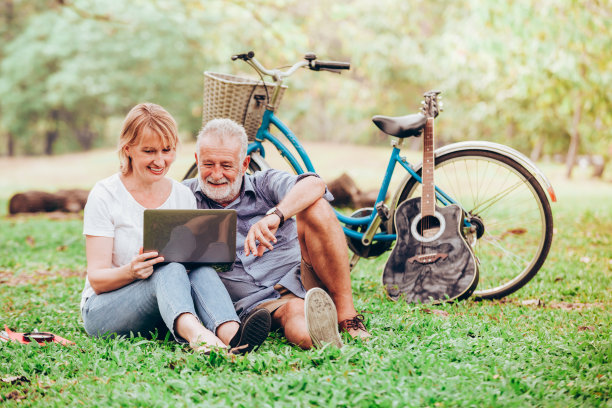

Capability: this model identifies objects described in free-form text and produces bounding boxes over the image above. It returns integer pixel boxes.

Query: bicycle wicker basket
[202,72,287,141]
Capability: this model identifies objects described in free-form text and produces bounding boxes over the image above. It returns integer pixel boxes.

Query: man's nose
[211,165,223,179]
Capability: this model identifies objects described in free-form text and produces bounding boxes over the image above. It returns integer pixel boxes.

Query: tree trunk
[3,1,14,30]
[565,101,582,179]
[530,136,544,162]
[3,2,15,157]
[75,125,96,150]
[7,132,14,156]
[45,109,60,155]
[45,130,58,155]
[591,155,606,179]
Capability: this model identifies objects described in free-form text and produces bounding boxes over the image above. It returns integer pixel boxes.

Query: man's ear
[194,152,198,162]
[242,155,250,174]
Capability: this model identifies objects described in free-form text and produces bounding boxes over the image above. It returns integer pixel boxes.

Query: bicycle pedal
[375,202,390,222]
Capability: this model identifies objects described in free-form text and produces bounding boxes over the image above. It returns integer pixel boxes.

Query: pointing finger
[244,231,256,256]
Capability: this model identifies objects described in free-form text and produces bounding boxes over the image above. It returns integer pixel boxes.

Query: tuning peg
[439,102,444,109]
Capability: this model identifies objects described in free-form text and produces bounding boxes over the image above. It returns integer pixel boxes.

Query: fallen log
[9,189,89,215]
[327,173,382,209]
[327,173,360,207]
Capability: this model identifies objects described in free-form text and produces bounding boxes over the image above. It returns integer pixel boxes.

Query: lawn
[0,145,610,407]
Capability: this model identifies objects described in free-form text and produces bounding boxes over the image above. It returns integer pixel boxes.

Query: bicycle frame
[247,109,461,245]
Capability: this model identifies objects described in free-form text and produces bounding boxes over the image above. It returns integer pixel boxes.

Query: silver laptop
[143,209,236,267]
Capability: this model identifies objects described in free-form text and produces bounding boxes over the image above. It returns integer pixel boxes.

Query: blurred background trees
[1,0,610,178]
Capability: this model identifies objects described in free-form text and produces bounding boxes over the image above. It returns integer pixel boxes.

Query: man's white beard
[198,171,242,205]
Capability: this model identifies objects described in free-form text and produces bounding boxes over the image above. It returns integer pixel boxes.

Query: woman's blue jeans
[82,263,239,343]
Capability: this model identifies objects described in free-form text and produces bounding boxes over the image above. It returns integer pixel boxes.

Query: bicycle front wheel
[392,149,553,299]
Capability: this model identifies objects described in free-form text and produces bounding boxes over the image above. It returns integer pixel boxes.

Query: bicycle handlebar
[310,60,350,71]
[231,51,254,61]
[231,51,350,81]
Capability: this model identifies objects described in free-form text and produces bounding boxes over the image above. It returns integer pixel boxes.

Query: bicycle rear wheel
[392,149,553,299]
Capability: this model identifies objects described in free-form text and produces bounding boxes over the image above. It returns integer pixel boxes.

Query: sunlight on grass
[1,144,611,406]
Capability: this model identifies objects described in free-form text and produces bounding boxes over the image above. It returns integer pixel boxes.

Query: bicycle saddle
[372,113,427,138]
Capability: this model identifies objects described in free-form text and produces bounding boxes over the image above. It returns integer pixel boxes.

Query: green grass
[1,160,611,407]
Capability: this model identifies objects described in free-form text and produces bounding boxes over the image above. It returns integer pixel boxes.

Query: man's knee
[297,198,336,229]
[274,298,305,325]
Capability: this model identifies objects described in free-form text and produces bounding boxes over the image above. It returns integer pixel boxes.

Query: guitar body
[383,197,479,303]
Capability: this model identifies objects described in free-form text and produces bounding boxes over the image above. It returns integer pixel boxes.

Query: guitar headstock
[421,90,442,119]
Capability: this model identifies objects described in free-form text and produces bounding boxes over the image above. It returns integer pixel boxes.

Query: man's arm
[244,175,326,257]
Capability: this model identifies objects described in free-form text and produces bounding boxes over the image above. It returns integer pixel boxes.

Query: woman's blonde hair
[118,103,179,175]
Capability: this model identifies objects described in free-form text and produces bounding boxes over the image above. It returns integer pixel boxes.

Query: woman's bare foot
[175,313,227,352]
[189,339,228,355]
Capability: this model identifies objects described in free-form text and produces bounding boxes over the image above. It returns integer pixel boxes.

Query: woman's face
[125,127,176,183]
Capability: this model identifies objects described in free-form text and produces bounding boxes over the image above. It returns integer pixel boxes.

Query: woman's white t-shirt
[81,173,196,309]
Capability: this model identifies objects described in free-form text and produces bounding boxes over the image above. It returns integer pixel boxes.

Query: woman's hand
[129,250,165,280]
[86,236,166,294]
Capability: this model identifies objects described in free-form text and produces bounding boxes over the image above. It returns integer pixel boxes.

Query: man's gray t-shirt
[182,169,333,317]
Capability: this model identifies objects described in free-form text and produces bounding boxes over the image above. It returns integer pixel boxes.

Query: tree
[0,0,64,155]
[0,0,609,175]
[0,0,314,155]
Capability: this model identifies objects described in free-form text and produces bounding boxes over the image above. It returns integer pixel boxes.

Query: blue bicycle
[184,51,556,300]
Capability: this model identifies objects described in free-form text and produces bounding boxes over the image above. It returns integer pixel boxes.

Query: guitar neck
[421,117,435,217]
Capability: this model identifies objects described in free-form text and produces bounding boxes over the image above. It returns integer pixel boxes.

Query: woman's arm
[86,235,164,294]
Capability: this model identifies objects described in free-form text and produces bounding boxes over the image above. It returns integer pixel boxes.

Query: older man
[183,118,369,349]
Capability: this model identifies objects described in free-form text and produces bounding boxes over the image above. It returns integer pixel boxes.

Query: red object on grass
[3,325,75,346]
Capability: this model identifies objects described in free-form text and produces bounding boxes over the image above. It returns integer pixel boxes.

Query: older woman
[80,103,270,354]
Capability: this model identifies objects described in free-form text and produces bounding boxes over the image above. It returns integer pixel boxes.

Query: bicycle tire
[248,151,271,173]
[182,162,198,181]
[391,149,553,300]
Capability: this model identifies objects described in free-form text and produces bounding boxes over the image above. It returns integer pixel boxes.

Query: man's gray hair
[196,118,248,160]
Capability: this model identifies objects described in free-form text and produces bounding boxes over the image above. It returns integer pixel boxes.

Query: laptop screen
[143,209,237,266]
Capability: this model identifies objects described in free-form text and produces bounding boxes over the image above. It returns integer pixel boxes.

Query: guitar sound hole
[410,211,446,243]
[418,215,441,238]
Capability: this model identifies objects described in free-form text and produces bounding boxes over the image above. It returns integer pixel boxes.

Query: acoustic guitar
[383,91,478,303]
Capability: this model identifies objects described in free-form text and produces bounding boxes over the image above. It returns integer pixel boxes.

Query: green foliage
[0,0,610,165]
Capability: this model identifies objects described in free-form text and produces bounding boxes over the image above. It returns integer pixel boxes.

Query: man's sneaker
[229,308,271,354]
[304,288,343,349]
[339,314,371,340]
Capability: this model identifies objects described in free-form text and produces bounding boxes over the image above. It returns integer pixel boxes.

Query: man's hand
[244,215,280,257]
[244,175,325,257]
